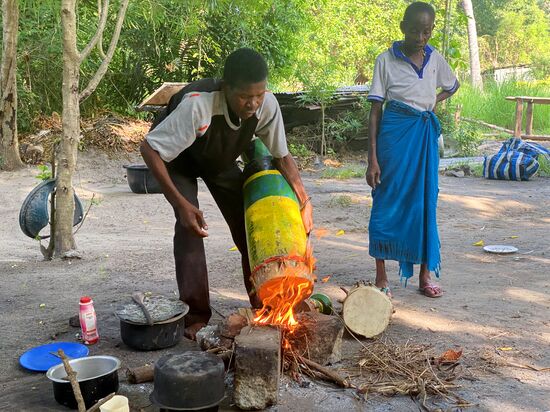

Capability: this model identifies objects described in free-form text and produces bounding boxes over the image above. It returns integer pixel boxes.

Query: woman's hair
[403,1,436,23]
[223,48,268,88]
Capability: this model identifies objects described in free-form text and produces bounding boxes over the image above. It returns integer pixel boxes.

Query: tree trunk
[462,0,483,90]
[0,0,23,170]
[54,0,80,257]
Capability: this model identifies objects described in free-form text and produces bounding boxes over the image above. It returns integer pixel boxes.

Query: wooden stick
[461,117,514,134]
[58,349,86,412]
[461,117,550,140]
[504,361,550,372]
[298,355,351,388]
[85,392,116,412]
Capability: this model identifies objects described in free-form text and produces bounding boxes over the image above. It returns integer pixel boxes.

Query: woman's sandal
[419,282,443,298]
[379,286,393,299]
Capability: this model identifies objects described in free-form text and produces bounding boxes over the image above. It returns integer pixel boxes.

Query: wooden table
[506,96,550,140]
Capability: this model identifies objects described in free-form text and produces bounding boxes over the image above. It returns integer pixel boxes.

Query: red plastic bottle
[79,296,99,345]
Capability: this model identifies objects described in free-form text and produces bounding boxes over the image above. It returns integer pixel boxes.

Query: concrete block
[234,326,281,410]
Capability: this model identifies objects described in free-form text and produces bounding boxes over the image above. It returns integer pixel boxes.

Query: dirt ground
[0,149,549,412]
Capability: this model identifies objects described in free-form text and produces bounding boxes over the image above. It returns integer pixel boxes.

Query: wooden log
[126,365,154,384]
[342,285,392,338]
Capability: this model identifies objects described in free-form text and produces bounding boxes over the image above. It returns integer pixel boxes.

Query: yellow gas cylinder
[242,141,314,306]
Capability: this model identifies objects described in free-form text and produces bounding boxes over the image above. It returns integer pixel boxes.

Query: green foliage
[477,0,550,71]
[321,165,365,179]
[453,81,550,133]
[328,194,353,208]
[438,103,483,156]
[538,156,550,177]
[9,0,548,136]
[288,143,313,158]
[36,164,52,181]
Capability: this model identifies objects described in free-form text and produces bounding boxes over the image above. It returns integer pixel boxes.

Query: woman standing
[366,2,459,298]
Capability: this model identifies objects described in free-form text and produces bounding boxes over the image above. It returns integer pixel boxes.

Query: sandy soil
[0,149,549,411]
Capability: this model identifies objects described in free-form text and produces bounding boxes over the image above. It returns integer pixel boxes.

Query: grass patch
[454,81,550,134]
[329,194,353,208]
[321,165,365,179]
[538,156,550,177]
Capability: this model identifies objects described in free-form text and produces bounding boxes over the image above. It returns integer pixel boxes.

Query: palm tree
[462,0,483,90]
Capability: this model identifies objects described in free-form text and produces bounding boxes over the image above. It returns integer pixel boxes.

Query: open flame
[253,240,316,329]
[253,275,313,327]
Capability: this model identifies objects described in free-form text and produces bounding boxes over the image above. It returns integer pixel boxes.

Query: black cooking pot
[119,312,185,351]
[46,356,120,409]
[123,164,162,194]
[150,352,225,411]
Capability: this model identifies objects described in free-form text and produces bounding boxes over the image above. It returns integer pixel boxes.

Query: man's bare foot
[184,322,207,340]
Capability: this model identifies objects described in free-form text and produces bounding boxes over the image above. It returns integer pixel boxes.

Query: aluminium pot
[46,355,120,409]
[119,312,185,351]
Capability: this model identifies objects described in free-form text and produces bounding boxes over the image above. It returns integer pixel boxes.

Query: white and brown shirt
[146,79,288,176]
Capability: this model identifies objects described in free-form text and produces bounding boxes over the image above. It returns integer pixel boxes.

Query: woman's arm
[436,81,460,103]
[366,101,383,189]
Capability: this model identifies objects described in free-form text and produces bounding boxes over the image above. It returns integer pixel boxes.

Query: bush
[438,103,483,157]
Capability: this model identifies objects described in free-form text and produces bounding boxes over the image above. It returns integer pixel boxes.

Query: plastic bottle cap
[80,296,92,304]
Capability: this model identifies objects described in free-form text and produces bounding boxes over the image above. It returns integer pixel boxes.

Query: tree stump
[342,285,392,338]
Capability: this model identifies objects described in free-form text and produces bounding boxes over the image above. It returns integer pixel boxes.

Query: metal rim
[46,356,121,383]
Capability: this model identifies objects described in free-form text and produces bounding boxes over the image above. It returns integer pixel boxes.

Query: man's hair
[403,1,436,24]
[223,48,268,88]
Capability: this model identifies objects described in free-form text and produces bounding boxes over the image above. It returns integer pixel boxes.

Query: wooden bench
[506,96,550,140]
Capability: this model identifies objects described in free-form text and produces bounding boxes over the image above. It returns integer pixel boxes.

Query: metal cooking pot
[46,355,120,409]
[150,352,225,411]
[119,312,186,351]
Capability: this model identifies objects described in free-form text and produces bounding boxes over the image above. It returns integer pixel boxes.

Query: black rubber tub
[46,356,120,409]
[123,164,162,194]
[119,313,185,351]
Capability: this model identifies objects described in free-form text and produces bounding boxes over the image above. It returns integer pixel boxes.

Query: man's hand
[366,160,381,189]
[177,203,208,237]
[301,200,313,235]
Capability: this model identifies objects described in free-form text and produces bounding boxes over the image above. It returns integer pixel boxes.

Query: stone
[287,312,344,365]
[220,313,248,339]
[445,169,465,178]
[234,326,281,410]
[195,325,233,351]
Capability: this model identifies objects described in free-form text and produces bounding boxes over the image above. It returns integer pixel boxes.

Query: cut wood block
[342,285,392,338]
[288,312,344,365]
[234,326,281,410]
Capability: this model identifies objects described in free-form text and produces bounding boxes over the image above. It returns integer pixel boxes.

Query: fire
[253,240,316,329]
[253,272,313,328]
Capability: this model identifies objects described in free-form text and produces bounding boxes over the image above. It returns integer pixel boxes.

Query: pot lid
[115,295,189,325]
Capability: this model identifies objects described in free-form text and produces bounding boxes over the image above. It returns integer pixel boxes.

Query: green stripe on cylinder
[244,172,298,210]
